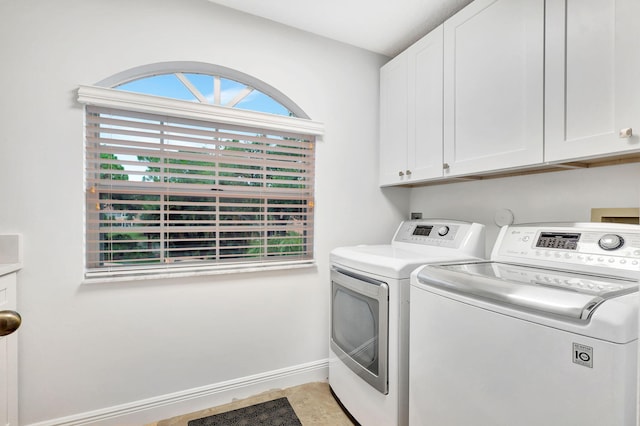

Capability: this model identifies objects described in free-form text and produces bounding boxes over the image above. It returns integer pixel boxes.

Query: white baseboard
[27,359,329,426]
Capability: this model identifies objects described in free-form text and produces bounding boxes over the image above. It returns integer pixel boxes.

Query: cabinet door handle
[406,170,412,176]
[619,128,633,138]
[0,310,21,337]
[443,163,450,170]
[398,171,404,177]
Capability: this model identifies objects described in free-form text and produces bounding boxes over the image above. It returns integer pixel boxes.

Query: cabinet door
[0,274,18,426]
[545,0,640,162]
[443,0,544,176]
[407,25,444,181]
[379,54,409,186]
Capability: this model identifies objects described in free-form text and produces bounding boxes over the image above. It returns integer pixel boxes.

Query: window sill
[82,259,316,284]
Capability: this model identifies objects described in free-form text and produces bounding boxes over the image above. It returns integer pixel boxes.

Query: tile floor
[149,381,357,425]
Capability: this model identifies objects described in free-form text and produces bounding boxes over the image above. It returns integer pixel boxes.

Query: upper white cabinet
[380,26,444,186]
[379,0,640,187]
[545,0,640,162]
[380,53,409,185]
[443,0,544,177]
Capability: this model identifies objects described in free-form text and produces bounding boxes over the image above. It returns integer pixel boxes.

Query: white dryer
[330,219,486,426]
[410,222,640,426]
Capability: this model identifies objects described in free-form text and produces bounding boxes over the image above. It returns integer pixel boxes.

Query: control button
[522,236,530,242]
[620,259,627,265]
[554,253,561,258]
[437,226,450,236]
[598,234,624,250]
[564,253,572,259]
[608,258,615,263]
[633,260,639,266]
[597,257,604,262]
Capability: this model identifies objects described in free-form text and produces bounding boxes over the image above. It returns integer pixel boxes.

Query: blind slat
[86,112,314,149]
[87,138,313,169]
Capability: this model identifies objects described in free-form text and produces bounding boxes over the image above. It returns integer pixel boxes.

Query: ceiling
[206,0,474,57]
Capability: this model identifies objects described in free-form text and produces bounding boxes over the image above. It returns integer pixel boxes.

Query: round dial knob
[598,234,624,251]
[437,226,450,236]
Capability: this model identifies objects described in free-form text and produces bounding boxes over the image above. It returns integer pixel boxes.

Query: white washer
[410,222,640,426]
[330,219,486,426]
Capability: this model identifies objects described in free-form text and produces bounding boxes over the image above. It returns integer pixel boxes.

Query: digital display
[536,232,580,250]
[413,225,433,236]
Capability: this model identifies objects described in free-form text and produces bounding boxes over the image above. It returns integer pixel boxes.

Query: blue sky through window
[116,73,290,116]
[117,74,196,101]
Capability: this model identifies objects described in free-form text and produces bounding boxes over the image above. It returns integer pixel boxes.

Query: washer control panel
[493,223,640,277]
[492,262,637,297]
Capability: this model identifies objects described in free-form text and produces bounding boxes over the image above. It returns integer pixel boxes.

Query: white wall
[409,163,640,253]
[0,0,408,423]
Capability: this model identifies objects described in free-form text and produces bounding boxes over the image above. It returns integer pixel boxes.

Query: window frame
[78,84,323,282]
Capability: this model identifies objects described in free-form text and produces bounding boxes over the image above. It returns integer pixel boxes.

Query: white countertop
[0,263,22,277]
[0,235,23,276]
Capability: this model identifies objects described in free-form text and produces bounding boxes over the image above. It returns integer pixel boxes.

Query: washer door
[416,261,638,320]
[330,267,389,394]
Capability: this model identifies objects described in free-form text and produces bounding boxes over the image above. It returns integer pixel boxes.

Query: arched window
[116,73,292,116]
[78,63,323,281]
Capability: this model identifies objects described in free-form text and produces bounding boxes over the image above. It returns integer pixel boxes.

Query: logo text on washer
[573,343,593,368]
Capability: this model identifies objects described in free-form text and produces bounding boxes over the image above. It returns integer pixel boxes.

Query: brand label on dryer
[573,343,593,368]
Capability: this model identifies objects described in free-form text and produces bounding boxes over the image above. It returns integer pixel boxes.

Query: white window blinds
[84,104,316,276]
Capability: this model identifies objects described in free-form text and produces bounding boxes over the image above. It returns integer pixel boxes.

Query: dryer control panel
[492,223,640,279]
[393,219,483,249]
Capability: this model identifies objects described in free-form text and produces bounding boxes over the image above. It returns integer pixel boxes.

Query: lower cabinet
[0,273,18,426]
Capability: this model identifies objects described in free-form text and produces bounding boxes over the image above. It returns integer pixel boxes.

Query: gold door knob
[0,310,21,337]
